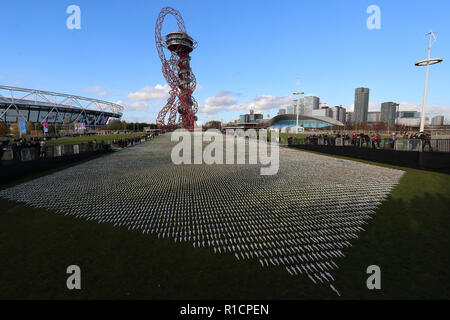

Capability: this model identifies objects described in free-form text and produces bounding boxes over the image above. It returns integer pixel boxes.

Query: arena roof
[267,114,344,128]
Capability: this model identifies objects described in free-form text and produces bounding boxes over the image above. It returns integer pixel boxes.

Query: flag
[19,121,27,134]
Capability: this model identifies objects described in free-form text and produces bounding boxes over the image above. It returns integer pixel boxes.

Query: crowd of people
[112,133,156,148]
[1,138,48,162]
[0,133,158,164]
[299,131,433,151]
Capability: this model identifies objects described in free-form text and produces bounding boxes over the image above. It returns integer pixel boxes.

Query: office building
[431,115,444,126]
[381,102,398,127]
[302,96,320,116]
[354,88,370,124]
[278,108,286,115]
[346,112,354,124]
[238,113,263,124]
[330,106,346,123]
[367,111,381,123]
[396,111,428,127]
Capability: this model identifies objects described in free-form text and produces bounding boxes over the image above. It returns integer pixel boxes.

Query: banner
[74,122,78,130]
[43,122,49,133]
[19,121,27,134]
[81,123,86,130]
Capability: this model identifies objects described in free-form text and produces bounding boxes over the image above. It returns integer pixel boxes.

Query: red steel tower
[155,7,198,131]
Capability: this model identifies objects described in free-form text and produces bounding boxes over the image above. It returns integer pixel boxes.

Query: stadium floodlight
[415,30,443,132]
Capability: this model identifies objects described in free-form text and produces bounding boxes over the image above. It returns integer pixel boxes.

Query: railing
[287,137,450,153]
[0,136,152,162]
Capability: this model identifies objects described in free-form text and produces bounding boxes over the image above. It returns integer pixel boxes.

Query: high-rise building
[354,88,370,124]
[278,108,286,115]
[346,112,354,124]
[302,96,320,116]
[367,112,381,123]
[431,115,444,126]
[286,105,297,115]
[330,106,346,123]
[381,102,398,127]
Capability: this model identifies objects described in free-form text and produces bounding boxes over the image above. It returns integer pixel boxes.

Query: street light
[415,30,443,132]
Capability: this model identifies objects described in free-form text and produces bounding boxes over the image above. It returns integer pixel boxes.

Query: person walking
[40,139,47,158]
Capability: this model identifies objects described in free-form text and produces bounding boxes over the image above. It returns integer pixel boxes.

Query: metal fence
[287,137,450,153]
[1,136,151,162]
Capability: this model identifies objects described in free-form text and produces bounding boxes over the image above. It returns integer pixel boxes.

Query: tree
[10,123,20,138]
[26,121,34,134]
[373,122,387,133]
[107,120,123,130]
[0,122,8,137]
[204,121,222,130]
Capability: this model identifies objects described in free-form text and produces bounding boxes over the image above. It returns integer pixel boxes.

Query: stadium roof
[0,86,123,125]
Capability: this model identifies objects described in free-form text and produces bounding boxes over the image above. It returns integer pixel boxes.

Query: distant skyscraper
[354,88,369,124]
[338,107,346,123]
[346,112,354,124]
[278,108,286,115]
[286,105,297,115]
[367,112,381,123]
[431,115,444,126]
[301,96,320,116]
[381,102,397,127]
[330,106,346,123]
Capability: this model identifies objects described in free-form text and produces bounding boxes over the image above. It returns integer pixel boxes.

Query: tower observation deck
[155,7,199,130]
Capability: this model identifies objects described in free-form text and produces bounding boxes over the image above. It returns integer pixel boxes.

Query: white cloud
[205,95,238,107]
[127,84,170,101]
[85,86,101,93]
[115,100,148,112]
[226,104,247,111]
[216,90,241,97]
[122,114,156,123]
[249,95,292,112]
[199,91,239,115]
[97,90,114,98]
[84,86,114,98]
[199,92,292,116]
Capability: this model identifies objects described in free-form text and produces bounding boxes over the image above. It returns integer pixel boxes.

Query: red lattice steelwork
[155,7,198,131]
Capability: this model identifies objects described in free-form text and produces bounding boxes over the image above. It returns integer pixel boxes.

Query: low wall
[289,144,450,173]
[0,149,112,185]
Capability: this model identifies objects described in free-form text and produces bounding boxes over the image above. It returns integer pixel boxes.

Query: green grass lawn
[46,133,147,146]
[0,149,449,299]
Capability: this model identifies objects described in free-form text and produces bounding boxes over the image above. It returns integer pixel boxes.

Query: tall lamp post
[415,30,443,133]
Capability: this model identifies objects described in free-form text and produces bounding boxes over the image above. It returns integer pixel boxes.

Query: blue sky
[1,0,449,123]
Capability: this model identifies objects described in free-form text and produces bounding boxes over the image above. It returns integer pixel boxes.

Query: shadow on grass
[0,198,335,300]
[334,192,450,300]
